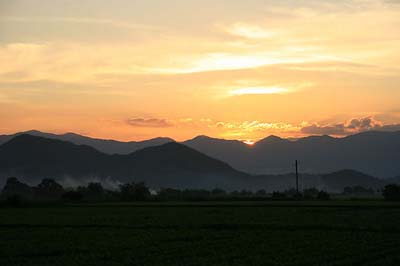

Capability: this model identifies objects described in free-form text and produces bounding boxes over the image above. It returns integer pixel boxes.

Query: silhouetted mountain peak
[187,135,244,144]
[193,135,210,139]
[62,132,82,137]
[325,169,372,178]
[142,136,175,143]
[22,129,46,135]
[344,130,400,141]
[2,134,103,154]
[140,141,187,151]
[296,135,335,143]
[254,135,288,146]
[0,130,176,154]
[4,133,45,145]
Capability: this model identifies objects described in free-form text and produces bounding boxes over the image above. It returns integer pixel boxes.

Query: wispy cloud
[221,22,276,39]
[0,16,162,31]
[126,118,173,128]
[301,117,400,136]
[229,86,290,96]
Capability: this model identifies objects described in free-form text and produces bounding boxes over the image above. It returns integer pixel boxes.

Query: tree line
[1,176,400,206]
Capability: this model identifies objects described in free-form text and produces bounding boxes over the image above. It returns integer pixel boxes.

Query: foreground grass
[1,201,400,266]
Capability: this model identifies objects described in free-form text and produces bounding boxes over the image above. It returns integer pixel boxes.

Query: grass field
[1,201,400,266]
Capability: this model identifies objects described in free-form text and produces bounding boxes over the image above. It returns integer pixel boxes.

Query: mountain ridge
[0,130,175,155]
[1,130,400,177]
[0,134,396,192]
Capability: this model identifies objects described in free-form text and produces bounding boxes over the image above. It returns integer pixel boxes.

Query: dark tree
[158,188,181,200]
[119,182,150,201]
[272,191,287,199]
[79,182,105,200]
[383,184,400,201]
[239,190,253,196]
[317,190,330,200]
[256,189,267,196]
[35,178,64,200]
[62,191,83,201]
[211,188,226,196]
[1,177,33,199]
[343,186,374,196]
[303,188,319,199]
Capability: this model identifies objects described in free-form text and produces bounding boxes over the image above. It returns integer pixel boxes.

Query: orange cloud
[126,118,173,128]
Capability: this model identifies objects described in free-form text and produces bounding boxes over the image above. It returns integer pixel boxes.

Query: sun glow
[242,139,255,145]
[230,87,290,96]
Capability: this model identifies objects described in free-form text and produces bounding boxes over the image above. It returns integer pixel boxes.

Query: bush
[119,182,150,201]
[4,195,25,207]
[317,191,330,200]
[272,191,287,199]
[343,186,374,196]
[211,188,226,196]
[62,191,83,201]
[1,177,33,199]
[256,189,267,196]
[35,179,64,200]
[303,188,319,199]
[383,184,400,201]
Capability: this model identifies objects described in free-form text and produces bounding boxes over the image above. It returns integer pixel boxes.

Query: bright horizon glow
[242,139,256,145]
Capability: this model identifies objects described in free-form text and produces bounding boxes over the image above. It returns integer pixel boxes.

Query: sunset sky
[0,0,400,143]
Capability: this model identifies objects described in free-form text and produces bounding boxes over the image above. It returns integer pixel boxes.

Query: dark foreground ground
[1,201,400,266]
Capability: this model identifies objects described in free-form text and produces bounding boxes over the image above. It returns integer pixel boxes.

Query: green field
[1,201,400,266]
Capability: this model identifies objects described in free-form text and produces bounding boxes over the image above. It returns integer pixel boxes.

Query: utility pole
[295,160,299,195]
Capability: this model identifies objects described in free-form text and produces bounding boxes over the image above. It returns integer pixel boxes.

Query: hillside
[0,134,392,192]
[184,131,400,177]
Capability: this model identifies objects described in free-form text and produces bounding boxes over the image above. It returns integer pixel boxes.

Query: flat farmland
[1,201,400,266]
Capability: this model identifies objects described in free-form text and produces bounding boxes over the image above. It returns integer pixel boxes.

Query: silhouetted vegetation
[0,177,341,205]
[383,184,400,201]
[1,177,33,200]
[61,191,83,201]
[270,188,330,200]
[303,187,319,199]
[77,182,106,200]
[34,178,64,200]
[317,190,330,200]
[3,195,26,207]
[343,186,375,196]
[119,182,151,201]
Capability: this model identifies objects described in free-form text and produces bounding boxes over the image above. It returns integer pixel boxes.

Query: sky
[0,0,400,143]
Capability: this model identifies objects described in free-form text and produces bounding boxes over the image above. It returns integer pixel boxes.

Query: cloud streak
[301,117,400,136]
[126,118,173,128]
[0,16,162,31]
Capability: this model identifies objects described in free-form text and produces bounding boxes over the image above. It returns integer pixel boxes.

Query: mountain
[183,131,400,177]
[0,134,392,192]
[0,134,109,178]
[0,130,174,154]
[2,130,400,177]
[0,134,248,190]
[321,170,387,192]
[182,135,250,166]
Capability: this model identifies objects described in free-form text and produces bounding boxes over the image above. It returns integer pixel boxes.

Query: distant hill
[0,130,174,154]
[0,134,248,190]
[183,131,400,177]
[321,170,387,192]
[2,130,400,177]
[0,134,393,192]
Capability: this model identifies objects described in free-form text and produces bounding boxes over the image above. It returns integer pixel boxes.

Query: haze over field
[1,0,400,143]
